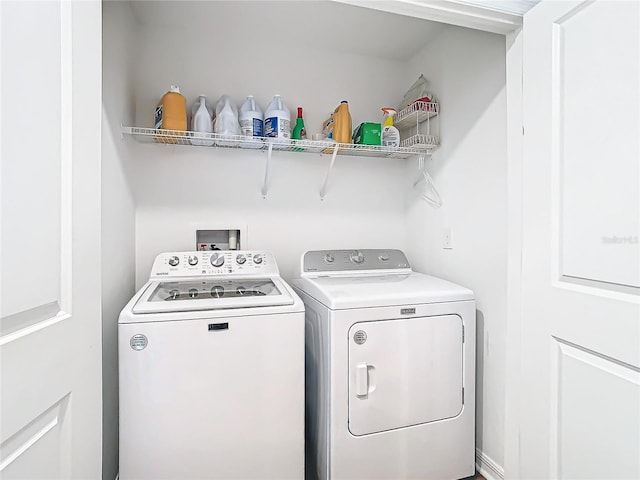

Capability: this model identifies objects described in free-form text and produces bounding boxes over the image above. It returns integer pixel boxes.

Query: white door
[0,1,102,478]
[520,1,640,479]
[348,315,463,436]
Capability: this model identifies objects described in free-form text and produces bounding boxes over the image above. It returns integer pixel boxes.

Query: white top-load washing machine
[119,251,304,480]
[292,249,476,480]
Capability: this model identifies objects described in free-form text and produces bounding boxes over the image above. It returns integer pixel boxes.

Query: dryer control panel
[150,251,278,278]
[302,249,411,274]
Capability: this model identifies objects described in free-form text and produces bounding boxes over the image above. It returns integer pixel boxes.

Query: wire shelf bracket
[261,142,274,199]
[320,144,340,201]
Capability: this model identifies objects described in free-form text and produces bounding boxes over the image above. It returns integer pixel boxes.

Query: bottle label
[154,105,163,129]
[264,117,290,138]
[253,118,263,137]
[240,117,264,137]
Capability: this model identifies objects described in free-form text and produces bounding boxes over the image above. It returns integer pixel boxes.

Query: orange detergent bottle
[333,101,352,144]
[155,85,187,143]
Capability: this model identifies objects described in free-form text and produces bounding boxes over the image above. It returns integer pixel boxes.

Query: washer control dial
[324,253,335,263]
[168,255,180,267]
[349,250,365,264]
[236,254,247,265]
[188,255,198,266]
[253,254,263,264]
[210,285,224,298]
[210,253,225,267]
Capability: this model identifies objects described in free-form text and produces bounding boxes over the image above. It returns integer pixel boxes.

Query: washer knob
[168,255,180,267]
[253,254,263,264]
[210,253,225,267]
[350,250,365,264]
[236,254,247,265]
[324,253,335,263]
[188,255,198,266]
[210,285,224,298]
[379,254,390,262]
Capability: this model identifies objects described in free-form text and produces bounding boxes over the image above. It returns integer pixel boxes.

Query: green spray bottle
[291,107,307,140]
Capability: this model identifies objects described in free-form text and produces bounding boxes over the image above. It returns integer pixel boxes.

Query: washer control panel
[302,249,411,273]
[150,251,278,278]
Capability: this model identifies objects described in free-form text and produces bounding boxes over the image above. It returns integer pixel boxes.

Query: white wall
[101,2,137,479]
[129,19,413,285]
[130,145,408,286]
[404,26,508,471]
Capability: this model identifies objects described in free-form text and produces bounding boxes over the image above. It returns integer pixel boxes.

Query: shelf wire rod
[319,144,340,200]
[261,142,274,198]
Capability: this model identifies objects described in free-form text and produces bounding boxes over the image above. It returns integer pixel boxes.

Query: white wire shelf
[394,101,439,130]
[400,134,440,150]
[121,126,436,159]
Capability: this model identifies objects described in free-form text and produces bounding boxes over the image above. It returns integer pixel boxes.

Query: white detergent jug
[239,95,264,149]
[214,95,241,146]
[264,94,290,140]
[190,95,214,146]
[239,95,263,137]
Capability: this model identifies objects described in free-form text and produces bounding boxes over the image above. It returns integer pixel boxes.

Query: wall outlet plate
[443,227,453,249]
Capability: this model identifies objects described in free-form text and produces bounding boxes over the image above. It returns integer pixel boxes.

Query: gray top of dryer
[293,249,474,310]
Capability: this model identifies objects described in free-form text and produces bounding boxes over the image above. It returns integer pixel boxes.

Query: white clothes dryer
[118,251,304,480]
[292,249,476,480]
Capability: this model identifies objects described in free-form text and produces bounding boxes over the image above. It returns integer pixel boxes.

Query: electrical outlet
[443,227,453,249]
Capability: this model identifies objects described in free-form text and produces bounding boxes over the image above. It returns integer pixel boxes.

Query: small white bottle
[264,94,291,141]
[381,107,400,148]
[189,95,214,146]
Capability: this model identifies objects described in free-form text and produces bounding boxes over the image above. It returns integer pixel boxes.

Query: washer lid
[132,277,294,314]
[293,272,473,309]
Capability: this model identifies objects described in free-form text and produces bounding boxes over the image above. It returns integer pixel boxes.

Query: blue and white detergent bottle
[263,94,291,140]
[239,95,263,137]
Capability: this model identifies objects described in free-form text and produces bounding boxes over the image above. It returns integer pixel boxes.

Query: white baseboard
[475,448,504,480]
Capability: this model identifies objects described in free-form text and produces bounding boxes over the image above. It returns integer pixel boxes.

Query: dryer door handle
[355,363,369,396]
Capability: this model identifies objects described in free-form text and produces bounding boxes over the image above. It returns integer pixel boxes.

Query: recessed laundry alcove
[101,2,509,479]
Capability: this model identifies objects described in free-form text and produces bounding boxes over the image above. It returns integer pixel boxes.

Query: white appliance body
[118,251,304,480]
[292,249,476,480]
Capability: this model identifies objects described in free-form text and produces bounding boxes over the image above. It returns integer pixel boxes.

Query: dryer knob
[253,254,263,264]
[210,253,225,267]
[168,255,180,267]
[236,254,247,265]
[188,255,198,266]
[350,250,365,264]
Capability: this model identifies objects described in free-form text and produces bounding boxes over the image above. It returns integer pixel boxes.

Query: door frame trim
[504,27,525,480]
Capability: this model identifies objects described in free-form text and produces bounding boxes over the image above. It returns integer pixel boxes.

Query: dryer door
[348,315,464,436]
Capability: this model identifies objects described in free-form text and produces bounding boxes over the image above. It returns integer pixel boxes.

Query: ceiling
[128,1,449,61]
[451,0,541,15]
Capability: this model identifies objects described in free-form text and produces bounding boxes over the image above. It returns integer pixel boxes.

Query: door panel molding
[0,1,74,345]
[550,338,640,479]
[60,0,73,316]
[553,275,640,302]
[0,394,71,476]
[0,302,69,345]
[550,0,640,291]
